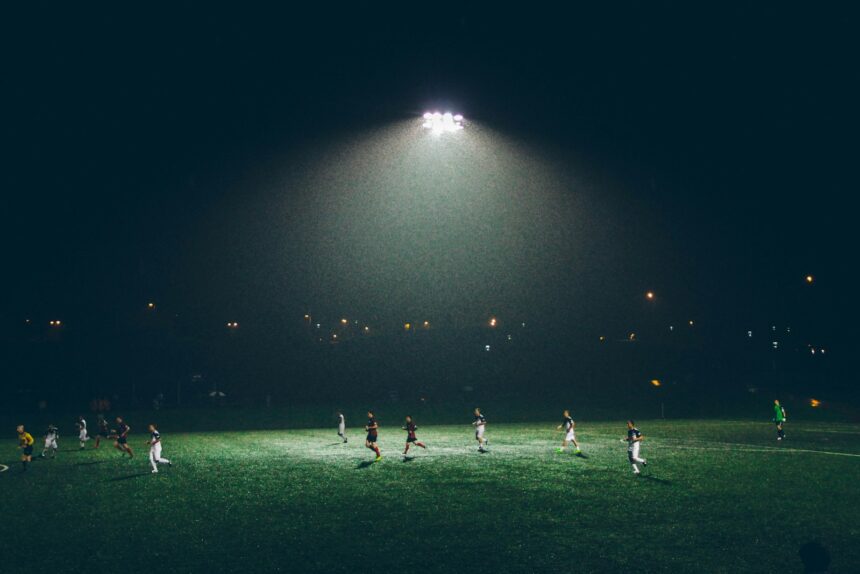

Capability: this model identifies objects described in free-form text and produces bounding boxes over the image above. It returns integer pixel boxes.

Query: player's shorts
[565,431,576,442]
[406,436,417,443]
[117,436,128,445]
[150,443,163,458]
[98,430,109,438]
[79,430,88,440]
[23,445,33,456]
[475,427,485,439]
[44,438,58,449]
[366,434,377,443]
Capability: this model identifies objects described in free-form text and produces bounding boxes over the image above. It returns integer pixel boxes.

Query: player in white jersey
[146,424,172,473]
[337,411,347,443]
[41,424,59,458]
[624,420,647,475]
[473,408,489,452]
[555,410,581,454]
[76,415,89,449]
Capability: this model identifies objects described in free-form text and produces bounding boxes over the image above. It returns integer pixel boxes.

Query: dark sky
[3,4,854,337]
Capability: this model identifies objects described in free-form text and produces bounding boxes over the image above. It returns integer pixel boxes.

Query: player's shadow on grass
[108,472,151,482]
[639,475,671,485]
[402,456,416,463]
[325,442,344,447]
[355,460,377,470]
[76,460,108,467]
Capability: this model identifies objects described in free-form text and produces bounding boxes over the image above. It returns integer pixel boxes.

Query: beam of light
[650,379,662,387]
[422,111,464,133]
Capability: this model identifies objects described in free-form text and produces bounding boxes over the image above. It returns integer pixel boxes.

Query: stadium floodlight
[422,110,465,133]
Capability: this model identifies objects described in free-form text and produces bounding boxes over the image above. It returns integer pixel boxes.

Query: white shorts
[150,443,163,459]
[628,442,641,461]
[338,425,345,435]
[79,430,88,441]
[475,427,485,439]
[44,438,58,449]
[565,430,576,442]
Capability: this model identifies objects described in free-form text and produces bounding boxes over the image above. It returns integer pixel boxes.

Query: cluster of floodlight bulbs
[422,111,464,132]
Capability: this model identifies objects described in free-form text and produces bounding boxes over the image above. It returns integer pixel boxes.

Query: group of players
[342,407,650,475]
[13,400,789,477]
[14,414,171,474]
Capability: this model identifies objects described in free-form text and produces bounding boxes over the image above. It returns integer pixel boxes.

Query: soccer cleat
[556,448,563,454]
[643,460,647,467]
[374,455,382,462]
[151,469,158,474]
[575,449,582,455]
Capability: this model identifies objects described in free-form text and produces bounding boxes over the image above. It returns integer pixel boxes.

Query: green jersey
[773,404,786,422]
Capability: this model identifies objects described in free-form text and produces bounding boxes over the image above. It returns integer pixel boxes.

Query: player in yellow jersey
[17,425,35,471]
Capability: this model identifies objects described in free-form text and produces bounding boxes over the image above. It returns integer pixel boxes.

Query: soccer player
[113,417,134,458]
[473,408,488,452]
[41,424,59,458]
[94,415,110,449]
[556,409,581,455]
[364,410,382,462]
[625,420,647,475]
[146,424,172,473]
[17,425,34,471]
[337,411,347,443]
[402,415,426,456]
[76,415,89,449]
[773,399,787,441]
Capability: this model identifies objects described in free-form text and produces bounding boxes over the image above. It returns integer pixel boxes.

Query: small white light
[423,112,432,119]
[454,114,463,121]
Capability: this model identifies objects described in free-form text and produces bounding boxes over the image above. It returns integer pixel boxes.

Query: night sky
[4,4,853,342]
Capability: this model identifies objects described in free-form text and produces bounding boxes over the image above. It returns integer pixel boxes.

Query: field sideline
[3,419,859,573]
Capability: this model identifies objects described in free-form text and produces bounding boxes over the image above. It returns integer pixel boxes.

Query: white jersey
[562,416,575,440]
[337,414,345,430]
[78,419,88,439]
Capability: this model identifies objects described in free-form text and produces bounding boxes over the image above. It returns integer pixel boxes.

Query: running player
[402,415,426,457]
[94,415,110,448]
[146,424,172,473]
[113,417,134,457]
[773,399,787,441]
[41,424,59,458]
[625,420,647,475]
[17,425,34,471]
[473,408,488,452]
[365,410,381,462]
[556,409,581,455]
[337,411,347,443]
[76,415,89,449]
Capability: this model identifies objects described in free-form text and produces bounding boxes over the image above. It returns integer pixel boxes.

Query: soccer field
[3,419,859,573]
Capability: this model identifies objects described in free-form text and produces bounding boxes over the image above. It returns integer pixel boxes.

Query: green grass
[2,419,859,573]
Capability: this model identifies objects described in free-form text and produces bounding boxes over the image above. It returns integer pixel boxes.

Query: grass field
[2,419,859,573]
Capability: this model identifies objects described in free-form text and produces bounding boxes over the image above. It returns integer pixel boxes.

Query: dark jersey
[117,423,129,438]
[403,422,417,439]
[627,428,642,442]
[366,418,378,437]
[98,419,109,433]
[45,426,59,438]
[150,430,161,443]
[474,414,486,426]
[562,416,574,431]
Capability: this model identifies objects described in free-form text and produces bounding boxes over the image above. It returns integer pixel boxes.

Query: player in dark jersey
[113,417,134,458]
[402,415,427,457]
[94,415,110,448]
[364,410,382,462]
[17,425,34,471]
[624,420,647,475]
[473,408,488,452]
[555,409,581,455]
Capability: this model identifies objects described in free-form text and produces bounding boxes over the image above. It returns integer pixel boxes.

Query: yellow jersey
[18,432,34,447]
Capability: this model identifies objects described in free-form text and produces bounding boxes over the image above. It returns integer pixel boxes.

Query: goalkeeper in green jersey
[772,399,787,441]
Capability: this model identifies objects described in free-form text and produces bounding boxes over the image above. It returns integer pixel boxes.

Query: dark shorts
[366,434,377,443]
[775,420,785,426]
[98,430,109,438]
[117,436,128,445]
[23,445,33,456]
[406,437,417,443]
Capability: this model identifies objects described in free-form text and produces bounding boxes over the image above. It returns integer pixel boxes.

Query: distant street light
[147,302,155,309]
[806,275,814,284]
[226,322,239,329]
[646,291,655,300]
[49,320,62,327]
[488,317,497,328]
[341,318,348,325]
